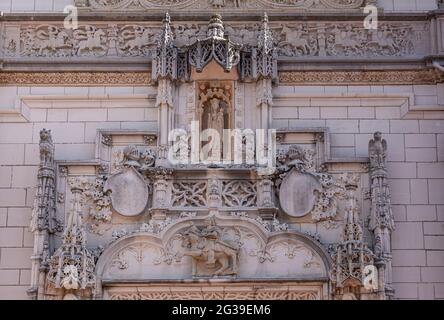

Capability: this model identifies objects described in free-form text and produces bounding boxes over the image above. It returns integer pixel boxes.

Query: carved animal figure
[39,129,54,165]
[182,224,239,277]
[368,27,400,55]
[35,27,72,56]
[331,26,362,54]
[281,26,311,55]
[120,27,153,55]
[74,27,107,55]
[368,131,387,170]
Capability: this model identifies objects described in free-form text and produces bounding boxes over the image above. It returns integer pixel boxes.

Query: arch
[95,214,332,283]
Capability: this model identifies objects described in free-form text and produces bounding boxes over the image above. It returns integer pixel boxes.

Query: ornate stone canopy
[152,13,278,82]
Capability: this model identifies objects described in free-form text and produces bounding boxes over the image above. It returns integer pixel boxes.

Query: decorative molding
[279,69,444,85]
[108,288,321,300]
[0,72,152,86]
[1,70,442,86]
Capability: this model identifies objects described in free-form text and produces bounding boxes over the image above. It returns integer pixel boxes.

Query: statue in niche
[207,98,225,141]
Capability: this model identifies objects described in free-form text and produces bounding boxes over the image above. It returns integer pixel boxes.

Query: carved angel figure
[60,265,80,290]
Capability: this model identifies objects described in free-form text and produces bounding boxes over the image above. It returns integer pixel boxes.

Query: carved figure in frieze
[181,218,240,277]
[281,25,312,56]
[330,25,363,56]
[36,26,71,56]
[73,26,108,56]
[119,25,155,56]
[368,25,399,55]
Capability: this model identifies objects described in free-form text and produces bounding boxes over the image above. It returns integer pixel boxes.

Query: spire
[152,12,177,81]
[258,13,274,55]
[252,12,278,81]
[159,12,174,48]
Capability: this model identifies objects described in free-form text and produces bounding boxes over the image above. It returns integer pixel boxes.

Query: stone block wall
[0,82,443,299]
[271,83,444,299]
[0,85,158,299]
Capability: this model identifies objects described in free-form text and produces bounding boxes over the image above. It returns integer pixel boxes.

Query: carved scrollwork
[62,176,112,236]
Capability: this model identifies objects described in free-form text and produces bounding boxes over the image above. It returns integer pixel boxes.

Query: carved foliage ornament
[109,289,320,300]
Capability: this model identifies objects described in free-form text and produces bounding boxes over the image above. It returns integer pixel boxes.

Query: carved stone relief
[279,170,321,218]
[275,145,346,221]
[77,0,375,11]
[96,213,328,282]
[106,286,322,300]
[4,20,428,60]
[104,167,149,217]
[104,145,152,217]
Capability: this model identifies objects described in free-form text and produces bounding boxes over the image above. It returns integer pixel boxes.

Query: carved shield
[104,167,149,217]
[279,169,321,218]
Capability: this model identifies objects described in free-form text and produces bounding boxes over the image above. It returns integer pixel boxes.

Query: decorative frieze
[76,0,375,11]
[279,69,444,85]
[1,69,442,87]
[3,20,427,61]
[0,72,153,86]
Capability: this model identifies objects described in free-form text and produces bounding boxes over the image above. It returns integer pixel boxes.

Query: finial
[207,13,225,38]
[163,12,171,24]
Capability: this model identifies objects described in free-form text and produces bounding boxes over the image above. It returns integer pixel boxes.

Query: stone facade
[0,0,443,300]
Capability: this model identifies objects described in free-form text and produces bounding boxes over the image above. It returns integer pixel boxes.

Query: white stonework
[0,1,443,300]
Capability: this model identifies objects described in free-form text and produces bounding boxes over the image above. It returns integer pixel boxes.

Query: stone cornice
[1,69,442,86]
[0,12,437,23]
